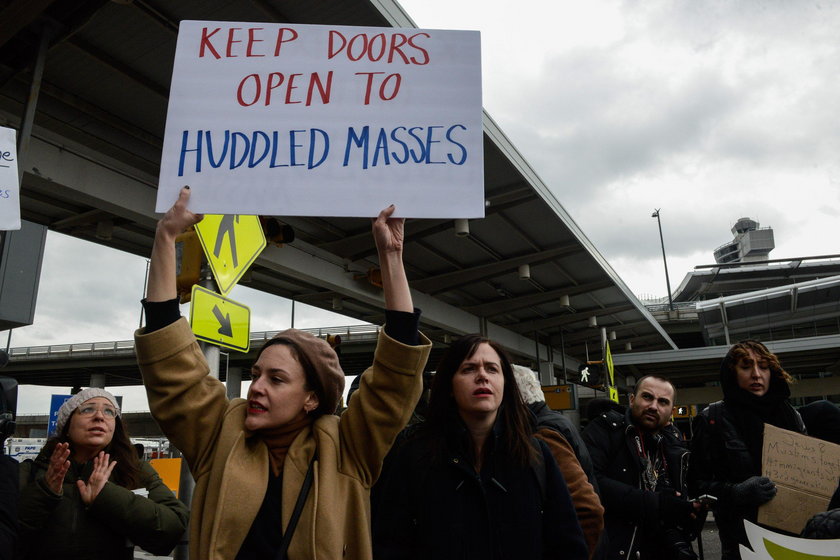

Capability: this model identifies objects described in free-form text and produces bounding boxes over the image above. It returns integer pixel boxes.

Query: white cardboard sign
[158,21,484,218]
[0,126,20,231]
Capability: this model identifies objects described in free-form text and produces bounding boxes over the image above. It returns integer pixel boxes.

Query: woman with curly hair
[372,334,587,560]
[17,388,188,559]
[688,340,805,560]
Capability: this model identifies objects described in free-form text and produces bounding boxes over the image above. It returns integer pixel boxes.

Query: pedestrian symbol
[195,214,266,295]
[214,214,240,269]
[189,285,251,352]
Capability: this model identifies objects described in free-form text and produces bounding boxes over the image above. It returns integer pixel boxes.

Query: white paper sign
[0,126,20,231]
[158,21,484,218]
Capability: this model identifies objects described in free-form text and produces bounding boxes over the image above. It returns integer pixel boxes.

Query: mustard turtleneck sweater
[260,411,312,477]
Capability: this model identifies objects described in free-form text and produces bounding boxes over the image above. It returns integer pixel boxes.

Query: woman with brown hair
[372,334,587,560]
[688,340,805,560]
[17,388,188,559]
[135,187,431,559]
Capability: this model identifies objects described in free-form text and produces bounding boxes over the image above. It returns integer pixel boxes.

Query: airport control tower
[713,217,775,264]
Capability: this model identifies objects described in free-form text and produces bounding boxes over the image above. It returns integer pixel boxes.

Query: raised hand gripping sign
[158,21,484,219]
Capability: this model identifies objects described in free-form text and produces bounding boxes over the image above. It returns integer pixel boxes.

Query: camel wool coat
[135,318,431,560]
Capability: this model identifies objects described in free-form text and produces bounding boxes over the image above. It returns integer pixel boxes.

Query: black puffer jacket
[687,361,804,558]
[373,420,587,560]
[582,408,691,560]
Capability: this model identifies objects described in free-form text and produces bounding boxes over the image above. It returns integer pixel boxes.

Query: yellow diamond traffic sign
[195,214,266,295]
[189,285,251,352]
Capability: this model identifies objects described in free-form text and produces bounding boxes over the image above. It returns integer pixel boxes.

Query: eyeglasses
[77,405,118,419]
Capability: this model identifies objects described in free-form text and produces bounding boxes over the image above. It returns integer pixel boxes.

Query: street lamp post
[651,209,674,311]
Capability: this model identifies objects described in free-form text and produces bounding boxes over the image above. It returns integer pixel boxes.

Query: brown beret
[268,329,345,415]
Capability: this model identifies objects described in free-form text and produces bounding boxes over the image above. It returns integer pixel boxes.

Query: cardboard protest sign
[158,21,484,218]
[739,520,840,560]
[759,423,840,534]
[0,126,20,230]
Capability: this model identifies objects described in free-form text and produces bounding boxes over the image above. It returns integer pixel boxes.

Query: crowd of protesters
[3,190,840,560]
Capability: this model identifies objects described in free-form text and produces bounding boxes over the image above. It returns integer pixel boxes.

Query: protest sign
[158,21,484,218]
[0,126,20,230]
[739,520,840,560]
[759,423,840,533]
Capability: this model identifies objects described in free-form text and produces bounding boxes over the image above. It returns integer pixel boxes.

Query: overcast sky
[8,0,840,414]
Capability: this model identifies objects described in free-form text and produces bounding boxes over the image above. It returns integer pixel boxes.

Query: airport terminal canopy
[0,0,675,387]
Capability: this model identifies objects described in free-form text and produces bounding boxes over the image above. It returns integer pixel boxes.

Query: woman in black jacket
[688,340,805,560]
[373,334,587,560]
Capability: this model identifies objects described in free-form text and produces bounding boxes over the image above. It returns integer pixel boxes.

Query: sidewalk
[135,551,172,559]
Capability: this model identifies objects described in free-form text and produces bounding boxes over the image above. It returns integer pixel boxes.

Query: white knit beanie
[55,388,121,435]
[512,364,546,405]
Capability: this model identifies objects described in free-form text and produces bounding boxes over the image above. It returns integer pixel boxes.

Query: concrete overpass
[1,0,676,396]
[3,323,451,387]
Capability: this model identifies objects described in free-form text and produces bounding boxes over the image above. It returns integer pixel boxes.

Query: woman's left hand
[371,205,412,312]
[77,451,117,505]
[372,204,405,257]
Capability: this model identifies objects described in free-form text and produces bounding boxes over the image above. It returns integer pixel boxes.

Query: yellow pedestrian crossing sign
[195,214,266,295]
[189,285,251,352]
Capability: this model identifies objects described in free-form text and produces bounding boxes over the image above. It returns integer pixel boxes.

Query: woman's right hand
[156,186,203,242]
[147,186,203,302]
[45,442,71,495]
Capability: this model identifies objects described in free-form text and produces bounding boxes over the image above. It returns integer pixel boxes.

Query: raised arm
[147,186,203,302]
[338,205,431,485]
[136,187,227,472]
[372,204,412,313]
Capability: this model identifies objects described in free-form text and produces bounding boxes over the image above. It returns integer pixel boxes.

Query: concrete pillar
[538,361,554,386]
[89,372,106,388]
[226,367,242,400]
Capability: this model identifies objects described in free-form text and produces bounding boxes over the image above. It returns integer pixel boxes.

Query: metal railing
[644,301,697,313]
[8,323,381,361]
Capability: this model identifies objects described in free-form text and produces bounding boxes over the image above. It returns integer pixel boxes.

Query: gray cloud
[13,233,148,347]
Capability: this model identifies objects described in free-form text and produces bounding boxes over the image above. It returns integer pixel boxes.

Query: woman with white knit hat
[17,387,188,559]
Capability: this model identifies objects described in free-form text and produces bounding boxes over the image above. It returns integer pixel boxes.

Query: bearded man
[582,376,700,560]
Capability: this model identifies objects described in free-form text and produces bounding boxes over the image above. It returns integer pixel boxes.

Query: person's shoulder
[136,460,164,484]
[315,412,341,430]
[535,425,566,441]
[393,422,440,460]
[534,404,574,429]
[592,408,627,430]
[582,409,626,447]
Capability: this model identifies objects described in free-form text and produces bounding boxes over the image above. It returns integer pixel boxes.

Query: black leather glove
[731,476,776,506]
[658,491,695,526]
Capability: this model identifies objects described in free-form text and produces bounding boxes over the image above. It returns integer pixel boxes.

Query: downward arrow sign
[212,305,233,337]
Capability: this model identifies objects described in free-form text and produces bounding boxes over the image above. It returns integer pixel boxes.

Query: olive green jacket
[135,318,431,560]
[17,454,188,559]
